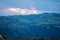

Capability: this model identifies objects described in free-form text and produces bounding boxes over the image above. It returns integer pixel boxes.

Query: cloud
[7,8,39,15]
[0,7,54,16]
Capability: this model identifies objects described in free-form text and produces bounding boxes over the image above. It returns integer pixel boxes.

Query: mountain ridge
[0,12,60,38]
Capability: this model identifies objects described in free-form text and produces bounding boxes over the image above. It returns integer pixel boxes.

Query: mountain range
[0,12,60,38]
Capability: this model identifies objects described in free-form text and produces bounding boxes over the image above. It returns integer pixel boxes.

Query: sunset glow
[8,8,39,15]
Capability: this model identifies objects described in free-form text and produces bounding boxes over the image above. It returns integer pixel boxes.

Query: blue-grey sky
[0,0,60,15]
